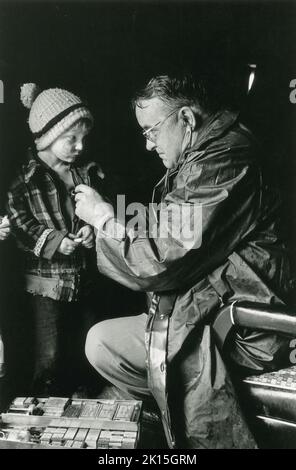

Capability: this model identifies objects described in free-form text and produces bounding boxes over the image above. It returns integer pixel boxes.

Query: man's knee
[84,315,150,397]
[85,322,107,368]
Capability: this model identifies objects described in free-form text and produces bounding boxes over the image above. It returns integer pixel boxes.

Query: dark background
[0,0,295,400]
[0,0,295,202]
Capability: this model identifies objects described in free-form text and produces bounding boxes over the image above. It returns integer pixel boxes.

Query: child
[0,216,10,380]
[7,84,104,396]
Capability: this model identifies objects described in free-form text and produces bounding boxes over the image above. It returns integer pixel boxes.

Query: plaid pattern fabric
[7,149,104,301]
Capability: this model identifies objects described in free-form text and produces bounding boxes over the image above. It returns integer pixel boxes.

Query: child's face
[49,121,91,164]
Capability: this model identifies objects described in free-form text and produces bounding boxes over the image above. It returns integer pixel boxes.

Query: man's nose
[146,138,156,152]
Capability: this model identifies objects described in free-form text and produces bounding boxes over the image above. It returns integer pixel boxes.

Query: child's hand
[57,236,80,255]
[75,225,94,249]
[0,215,11,241]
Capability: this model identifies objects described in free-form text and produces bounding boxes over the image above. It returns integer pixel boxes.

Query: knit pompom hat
[20,83,93,150]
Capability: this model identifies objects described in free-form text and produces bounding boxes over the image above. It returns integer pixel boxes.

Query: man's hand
[0,215,11,241]
[74,185,114,229]
[57,236,81,256]
[75,225,94,249]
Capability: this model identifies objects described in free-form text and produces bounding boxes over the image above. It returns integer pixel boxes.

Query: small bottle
[0,332,5,378]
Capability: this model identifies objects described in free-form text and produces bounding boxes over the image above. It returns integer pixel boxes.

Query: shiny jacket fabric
[95,110,292,448]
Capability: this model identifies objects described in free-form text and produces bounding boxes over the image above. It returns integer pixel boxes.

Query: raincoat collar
[152,110,239,199]
[178,109,239,168]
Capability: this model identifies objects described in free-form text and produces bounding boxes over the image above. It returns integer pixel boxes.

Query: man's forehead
[135,97,168,125]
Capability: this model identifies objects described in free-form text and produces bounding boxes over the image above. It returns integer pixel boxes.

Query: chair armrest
[212,301,296,350]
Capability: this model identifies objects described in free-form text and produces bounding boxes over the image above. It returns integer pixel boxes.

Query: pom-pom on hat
[20,83,93,150]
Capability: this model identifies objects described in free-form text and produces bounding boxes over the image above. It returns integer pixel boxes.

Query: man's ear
[178,107,197,130]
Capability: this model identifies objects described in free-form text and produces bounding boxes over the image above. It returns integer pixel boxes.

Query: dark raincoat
[95,110,292,448]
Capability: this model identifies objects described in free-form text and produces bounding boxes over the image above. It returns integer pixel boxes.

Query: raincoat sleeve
[95,145,262,292]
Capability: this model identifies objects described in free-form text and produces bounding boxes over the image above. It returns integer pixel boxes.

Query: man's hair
[132,73,222,114]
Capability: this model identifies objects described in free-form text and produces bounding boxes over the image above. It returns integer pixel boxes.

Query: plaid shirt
[7,149,104,301]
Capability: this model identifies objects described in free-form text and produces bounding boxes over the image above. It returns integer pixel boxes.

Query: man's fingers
[76,228,83,237]
[82,234,93,245]
[68,234,81,242]
[74,192,84,202]
[74,185,101,202]
[74,184,90,194]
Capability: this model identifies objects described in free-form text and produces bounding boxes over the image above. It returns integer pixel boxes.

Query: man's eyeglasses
[142,108,179,143]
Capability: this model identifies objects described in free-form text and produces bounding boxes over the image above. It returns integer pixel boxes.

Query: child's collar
[23,148,43,183]
[23,147,103,183]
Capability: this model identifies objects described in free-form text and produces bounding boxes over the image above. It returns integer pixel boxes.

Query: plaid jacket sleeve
[6,177,67,259]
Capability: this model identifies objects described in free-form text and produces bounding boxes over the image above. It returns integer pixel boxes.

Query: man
[74,73,292,448]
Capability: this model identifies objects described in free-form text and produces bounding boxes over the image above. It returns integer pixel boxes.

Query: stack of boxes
[0,397,142,449]
[42,397,70,417]
[6,397,38,415]
[39,425,138,448]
